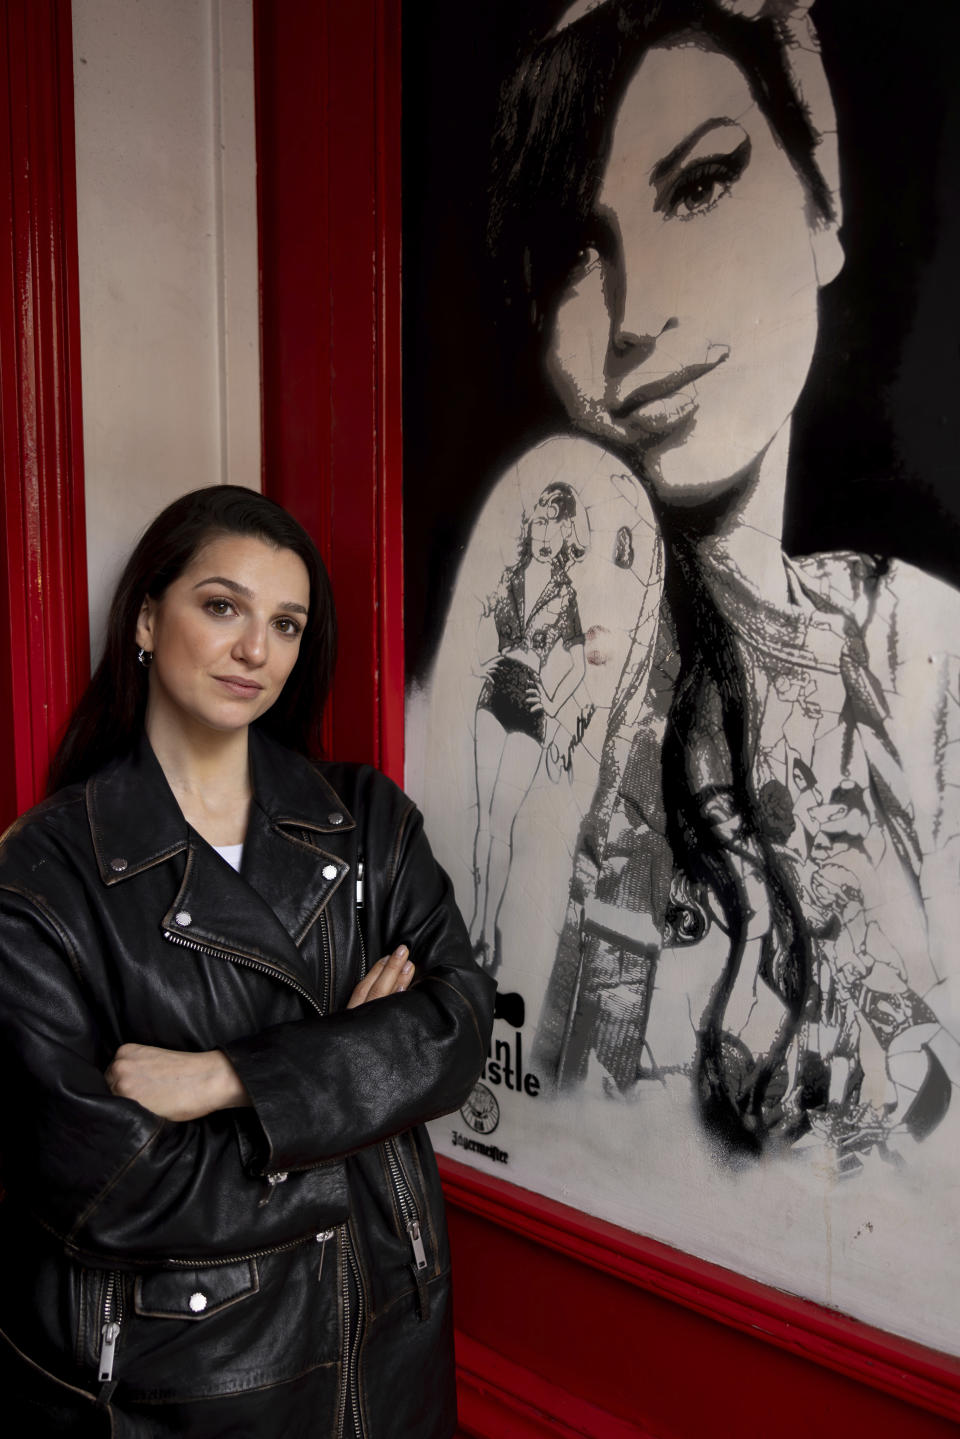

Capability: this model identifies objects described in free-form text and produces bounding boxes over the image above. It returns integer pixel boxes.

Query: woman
[470,481,587,971]
[456,0,960,1160]
[0,486,494,1435]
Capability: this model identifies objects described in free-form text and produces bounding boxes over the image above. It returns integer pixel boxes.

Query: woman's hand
[347,945,414,1008]
[105,1044,250,1121]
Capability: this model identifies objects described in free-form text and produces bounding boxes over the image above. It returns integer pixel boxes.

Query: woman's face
[528,491,570,564]
[545,41,828,508]
[136,533,310,739]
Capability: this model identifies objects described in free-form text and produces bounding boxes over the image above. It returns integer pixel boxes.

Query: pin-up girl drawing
[470,482,588,971]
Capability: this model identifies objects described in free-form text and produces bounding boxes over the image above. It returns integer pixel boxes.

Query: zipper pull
[355,858,365,909]
[407,1221,432,1321]
[316,1226,336,1282]
[98,1320,121,1382]
[406,1219,428,1272]
[258,1170,289,1207]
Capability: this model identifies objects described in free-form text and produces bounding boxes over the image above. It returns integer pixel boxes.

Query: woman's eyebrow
[192,575,308,615]
[649,116,741,186]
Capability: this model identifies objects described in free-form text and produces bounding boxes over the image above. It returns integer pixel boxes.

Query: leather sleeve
[224,795,496,1172]
[0,892,350,1266]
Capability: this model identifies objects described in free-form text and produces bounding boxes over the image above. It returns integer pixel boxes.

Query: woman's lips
[608,352,728,438]
[215,675,264,699]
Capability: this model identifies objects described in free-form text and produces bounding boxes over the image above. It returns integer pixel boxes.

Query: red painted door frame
[254,4,960,1433]
[0,0,89,827]
[255,0,403,781]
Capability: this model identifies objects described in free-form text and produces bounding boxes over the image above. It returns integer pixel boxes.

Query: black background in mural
[402,0,960,681]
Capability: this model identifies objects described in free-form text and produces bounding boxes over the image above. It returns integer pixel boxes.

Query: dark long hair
[491,1,828,1153]
[661,537,813,1154]
[48,487,337,791]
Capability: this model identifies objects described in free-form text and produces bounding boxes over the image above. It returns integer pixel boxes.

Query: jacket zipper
[96,1270,124,1399]
[163,929,325,1017]
[354,856,367,974]
[320,908,334,1015]
[337,1226,367,1439]
[351,863,429,1316]
[384,1136,430,1320]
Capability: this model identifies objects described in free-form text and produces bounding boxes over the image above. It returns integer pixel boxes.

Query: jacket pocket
[134,1258,259,1320]
[99,1244,341,1403]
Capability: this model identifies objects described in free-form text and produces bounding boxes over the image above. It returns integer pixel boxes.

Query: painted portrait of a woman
[404,0,960,1344]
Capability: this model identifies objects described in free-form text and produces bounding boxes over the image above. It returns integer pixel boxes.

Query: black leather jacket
[0,731,494,1437]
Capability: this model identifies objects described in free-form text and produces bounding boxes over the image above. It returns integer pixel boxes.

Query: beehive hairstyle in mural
[490,0,842,1155]
[488,0,836,332]
[48,487,338,792]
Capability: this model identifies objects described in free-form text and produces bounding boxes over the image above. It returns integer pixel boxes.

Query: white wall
[72,0,261,660]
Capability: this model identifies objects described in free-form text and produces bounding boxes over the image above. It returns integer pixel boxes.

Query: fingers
[346,946,414,1008]
[104,1042,144,1096]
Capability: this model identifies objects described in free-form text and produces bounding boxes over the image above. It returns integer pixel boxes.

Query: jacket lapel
[160,835,338,1005]
[88,732,357,1004]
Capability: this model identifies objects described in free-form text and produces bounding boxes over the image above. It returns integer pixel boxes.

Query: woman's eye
[562,243,602,290]
[273,617,303,637]
[661,138,751,221]
[204,597,235,617]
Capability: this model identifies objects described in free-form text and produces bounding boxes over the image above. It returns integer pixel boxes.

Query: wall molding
[456,1332,654,1439]
[441,1157,960,1428]
[0,0,89,824]
[255,0,403,781]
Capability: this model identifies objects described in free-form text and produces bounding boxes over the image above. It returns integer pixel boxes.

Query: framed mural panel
[403,0,960,1357]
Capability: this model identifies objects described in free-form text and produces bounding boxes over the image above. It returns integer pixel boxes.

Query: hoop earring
[137,648,154,668]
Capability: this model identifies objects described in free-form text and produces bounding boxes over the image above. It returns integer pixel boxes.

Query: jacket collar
[88,729,354,888]
[87,731,357,988]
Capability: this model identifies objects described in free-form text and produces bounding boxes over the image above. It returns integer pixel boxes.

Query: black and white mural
[404,0,960,1350]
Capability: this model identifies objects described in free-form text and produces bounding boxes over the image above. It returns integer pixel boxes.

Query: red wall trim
[442,1156,960,1433]
[0,0,89,824]
[372,0,404,787]
[455,1332,654,1439]
[256,0,403,780]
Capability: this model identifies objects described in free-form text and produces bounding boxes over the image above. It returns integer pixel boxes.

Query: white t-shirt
[213,843,243,873]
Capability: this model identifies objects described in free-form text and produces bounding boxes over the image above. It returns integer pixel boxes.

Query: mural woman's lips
[608,353,728,439]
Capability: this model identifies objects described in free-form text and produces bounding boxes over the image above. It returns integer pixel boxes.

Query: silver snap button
[175,910,192,927]
[110,857,128,873]
[322,864,337,881]
[328,811,344,825]
[188,1292,208,1313]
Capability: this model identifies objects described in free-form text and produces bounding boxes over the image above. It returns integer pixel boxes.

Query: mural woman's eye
[562,242,602,289]
[660,137,751,221]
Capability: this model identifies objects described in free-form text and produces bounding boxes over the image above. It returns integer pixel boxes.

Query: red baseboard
[456,1332,654,1439]
[441,1157,960,1436]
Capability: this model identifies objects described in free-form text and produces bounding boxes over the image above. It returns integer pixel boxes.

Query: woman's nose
[605,244,678,376]
[608,303,679,376]
[233,621,268,665]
